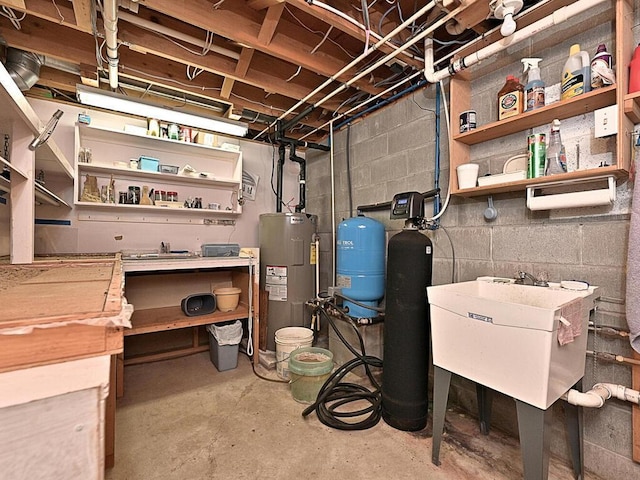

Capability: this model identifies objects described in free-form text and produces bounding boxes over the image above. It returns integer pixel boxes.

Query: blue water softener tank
[336,216,385,318]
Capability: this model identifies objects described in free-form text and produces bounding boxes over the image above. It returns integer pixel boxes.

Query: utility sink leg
[515,400,551,480]
[565,379,584,480]
[476,383,493,435]
[432,366,452,466]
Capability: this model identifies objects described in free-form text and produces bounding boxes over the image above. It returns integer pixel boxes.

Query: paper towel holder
[526,174,616,211]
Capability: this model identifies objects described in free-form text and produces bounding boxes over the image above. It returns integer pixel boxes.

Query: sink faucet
[515,271,549,287]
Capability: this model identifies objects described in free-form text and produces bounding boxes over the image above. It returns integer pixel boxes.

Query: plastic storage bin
[138,156,160,172]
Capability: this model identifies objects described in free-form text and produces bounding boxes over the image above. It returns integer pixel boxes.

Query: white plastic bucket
[275,327,314,379]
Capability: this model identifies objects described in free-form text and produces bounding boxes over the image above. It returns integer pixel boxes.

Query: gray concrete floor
[106,352,603,480]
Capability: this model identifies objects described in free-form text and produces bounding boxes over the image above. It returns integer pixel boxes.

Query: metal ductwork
[4,48,43,91]
[3,47,82,91]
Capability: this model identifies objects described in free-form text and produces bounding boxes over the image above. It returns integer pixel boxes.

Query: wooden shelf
[75,201,240,214]
[454,165,626,197]
[0,173,70,207]
[76,162,240,189]
[453,86,617,146]
[448,0,630,199]
[78,123,240,160]
[126,303,249,336]
[75,122,243,215]
[623,90,640,123]
[0,63,73,178]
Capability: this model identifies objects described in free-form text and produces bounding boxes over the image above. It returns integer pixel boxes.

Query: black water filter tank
[381,228,433,431]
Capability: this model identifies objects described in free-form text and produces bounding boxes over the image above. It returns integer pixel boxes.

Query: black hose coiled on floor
[301,303,383,430]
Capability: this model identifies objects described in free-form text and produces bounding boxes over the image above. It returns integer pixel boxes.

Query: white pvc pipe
[253,1,438,140]
[309,0,418,60]
[424,0,607,83]
[103,0,119,90]
[319,4,465,108]
[562,383,640,408]
[299,69,424,141]
[330,120,336,284]
[118,12,240,60]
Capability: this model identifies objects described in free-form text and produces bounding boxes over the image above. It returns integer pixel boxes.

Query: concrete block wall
[306,2,638,478]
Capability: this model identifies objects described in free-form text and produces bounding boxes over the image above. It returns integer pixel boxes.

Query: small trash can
[207,321,242,371]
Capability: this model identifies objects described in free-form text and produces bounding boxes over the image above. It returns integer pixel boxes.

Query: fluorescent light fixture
[76,85,248,137]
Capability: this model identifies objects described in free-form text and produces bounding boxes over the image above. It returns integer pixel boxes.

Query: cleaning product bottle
[498,75,524,120]
[522,58,545,112]
[629,44,640,94]
[590,44,614,89]
[545,119,567,175]
[561,44,591,100]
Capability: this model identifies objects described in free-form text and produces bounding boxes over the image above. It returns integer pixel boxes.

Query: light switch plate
[594,105,618,138]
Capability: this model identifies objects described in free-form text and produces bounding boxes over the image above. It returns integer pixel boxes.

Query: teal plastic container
[288,347,334,404]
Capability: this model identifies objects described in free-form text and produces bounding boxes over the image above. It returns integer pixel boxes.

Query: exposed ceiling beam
[139,0,384,96]
[220,77,234,100]
[257,3,285,45]
[283,0,422,69]
[235,48,255,78]
[0,12,350,112]
[0,0,90,32]
[248,0,284,10]
[1,0,25,9]
[0,15,96,65]
[71,0,93,33]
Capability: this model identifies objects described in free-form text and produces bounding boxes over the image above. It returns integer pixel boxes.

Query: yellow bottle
[561,44,591,100]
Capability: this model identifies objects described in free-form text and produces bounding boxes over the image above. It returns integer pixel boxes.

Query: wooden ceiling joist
[257,3,285,45]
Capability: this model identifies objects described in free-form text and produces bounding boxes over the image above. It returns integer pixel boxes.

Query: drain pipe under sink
[562,383,640,408]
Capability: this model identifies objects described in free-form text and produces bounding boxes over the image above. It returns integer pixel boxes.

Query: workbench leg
[116,353,124,398]
[432,366,452,466]
[105,355,117,469]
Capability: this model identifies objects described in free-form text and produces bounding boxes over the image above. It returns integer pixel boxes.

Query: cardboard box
[195,132,217,147]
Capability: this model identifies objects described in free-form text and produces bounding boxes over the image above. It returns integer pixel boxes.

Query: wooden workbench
[0,255,130,475]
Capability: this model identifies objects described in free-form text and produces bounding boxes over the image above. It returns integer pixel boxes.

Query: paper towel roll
[526,175,615,211]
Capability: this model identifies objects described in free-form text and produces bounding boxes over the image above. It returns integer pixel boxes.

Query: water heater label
[289,216,304,224]
[336,274,351,288]
[468,312,493,323]
[266,265,287,301]
[310,244,317,265]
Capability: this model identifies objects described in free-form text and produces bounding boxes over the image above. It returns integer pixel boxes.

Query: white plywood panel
[0,388,103,480]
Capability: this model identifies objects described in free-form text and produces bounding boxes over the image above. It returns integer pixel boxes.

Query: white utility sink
[427,278,599,409]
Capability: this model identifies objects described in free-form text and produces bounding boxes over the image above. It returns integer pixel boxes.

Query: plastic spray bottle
[545,119,567,175]
[498,75,524,120]
[561,44,591,100]
[522,58,545,112]
[590,44,614,89]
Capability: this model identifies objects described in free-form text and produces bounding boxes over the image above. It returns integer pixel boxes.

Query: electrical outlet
[594,105,618,138]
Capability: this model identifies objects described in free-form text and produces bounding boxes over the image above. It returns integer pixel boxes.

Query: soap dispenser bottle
[561,44,591,100]
[545,119,567,175]
[522,58,545,112]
